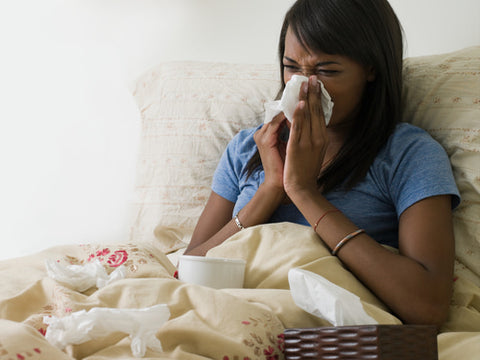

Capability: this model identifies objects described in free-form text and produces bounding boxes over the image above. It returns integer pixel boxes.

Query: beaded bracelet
[331,229,365,256]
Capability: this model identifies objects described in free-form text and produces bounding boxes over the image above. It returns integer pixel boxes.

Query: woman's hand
[284,75,329,197]
[253,113,289,195]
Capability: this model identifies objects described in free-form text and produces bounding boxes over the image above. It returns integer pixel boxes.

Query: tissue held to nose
[264,74,334,125]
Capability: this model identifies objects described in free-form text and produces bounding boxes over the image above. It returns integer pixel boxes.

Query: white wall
[389,0,480,57]
[0,0,478,260]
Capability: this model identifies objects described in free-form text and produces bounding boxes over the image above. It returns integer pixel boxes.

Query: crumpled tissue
[45,259,126,292]
[264,74,334,125]
[44,304,170,358]
[288,268,377,326]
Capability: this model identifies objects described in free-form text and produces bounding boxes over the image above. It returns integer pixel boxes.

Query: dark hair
[246,0,404,193]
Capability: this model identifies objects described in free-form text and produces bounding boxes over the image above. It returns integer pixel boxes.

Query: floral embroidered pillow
[403,46,480,278]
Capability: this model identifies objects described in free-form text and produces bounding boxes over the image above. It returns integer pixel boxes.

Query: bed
[0,46,479,359]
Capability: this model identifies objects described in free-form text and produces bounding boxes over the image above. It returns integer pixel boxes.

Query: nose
[301,69,314,77]
[299,68,319,79]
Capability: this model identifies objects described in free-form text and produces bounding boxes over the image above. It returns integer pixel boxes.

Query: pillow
[130,47,480,275]
[0,320,72,360]
[130,62,280,252]
[402,46,480,278]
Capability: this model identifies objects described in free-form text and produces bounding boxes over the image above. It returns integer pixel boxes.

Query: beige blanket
[0,222,479,359]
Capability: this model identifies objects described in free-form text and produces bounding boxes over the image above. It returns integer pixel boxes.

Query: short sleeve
[385,125,460,216]
[211,127,258,203]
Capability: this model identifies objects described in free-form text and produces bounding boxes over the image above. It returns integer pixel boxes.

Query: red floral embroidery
[96,248,110,257]
[276,333,285,352]
[34,348,41,354]
[17,354,25,360]
[107,250,128,267]
[38,328,46,336]
[236,318,283,359]
[173,270,179,279]
[264,345,280,360]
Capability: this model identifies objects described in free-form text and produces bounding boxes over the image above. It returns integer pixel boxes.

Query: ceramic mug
[177,255,246,289]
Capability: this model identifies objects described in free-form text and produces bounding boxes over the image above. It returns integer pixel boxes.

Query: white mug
[177,255,246,289]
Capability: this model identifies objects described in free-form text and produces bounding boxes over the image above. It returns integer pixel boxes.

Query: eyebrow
[283,56,340,67]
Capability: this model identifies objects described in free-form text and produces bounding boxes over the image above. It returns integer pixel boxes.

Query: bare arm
[285,75,455,326]
[184,191,235,256]
[185,113,291,256]
[290,189,455,326]
[184,186,285,256]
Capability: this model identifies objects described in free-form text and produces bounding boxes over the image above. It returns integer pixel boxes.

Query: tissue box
[284,325,438,360]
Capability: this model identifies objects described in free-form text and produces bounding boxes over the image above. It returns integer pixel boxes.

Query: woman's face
[283,27,375,127]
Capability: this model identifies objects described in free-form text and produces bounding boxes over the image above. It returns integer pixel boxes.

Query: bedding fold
[0,222,478,359]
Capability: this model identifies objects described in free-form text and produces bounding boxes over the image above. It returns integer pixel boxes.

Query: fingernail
[303,82,308,95]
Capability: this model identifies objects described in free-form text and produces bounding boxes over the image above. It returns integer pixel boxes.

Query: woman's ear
[367,66,376,82]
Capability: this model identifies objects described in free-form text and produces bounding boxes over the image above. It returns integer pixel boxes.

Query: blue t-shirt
[211,123,460,248]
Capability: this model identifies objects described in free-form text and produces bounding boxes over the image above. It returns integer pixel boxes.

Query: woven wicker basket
[284,325,438,360]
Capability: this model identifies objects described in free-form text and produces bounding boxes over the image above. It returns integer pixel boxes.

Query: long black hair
[246,0,404,193]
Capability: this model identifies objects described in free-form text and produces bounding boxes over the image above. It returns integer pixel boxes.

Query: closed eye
[283,64,301,72]
[283,64,339,76]
[316,69,338,75]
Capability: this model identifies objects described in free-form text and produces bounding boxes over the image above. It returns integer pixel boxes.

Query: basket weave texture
[284,325,438,360]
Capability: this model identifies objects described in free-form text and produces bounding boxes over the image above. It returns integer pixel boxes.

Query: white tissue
[288,268,377,326]
[264,75,334,125]
[44,304,170,357]
[46,259,126,292]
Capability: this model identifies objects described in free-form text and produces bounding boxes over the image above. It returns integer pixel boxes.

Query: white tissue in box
[288,268,377,326]
[264,75,334,125]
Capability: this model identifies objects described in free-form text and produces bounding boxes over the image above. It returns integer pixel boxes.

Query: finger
[255,115,287,148]
[271,111,287,125]
[290,80,309,141]
[298,79,312,139]
[254,122,268,140]
[299,79,308,102]
[262,113,286,138]
[308,75,326,137]
[289,100,306,145]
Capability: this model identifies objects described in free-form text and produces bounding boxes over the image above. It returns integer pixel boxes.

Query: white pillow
[402,46,480,278]
[130,47,480,280]
[130,62,279,252]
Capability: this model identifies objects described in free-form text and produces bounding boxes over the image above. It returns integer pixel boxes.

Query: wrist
[259,181,287,201]
[285,183,319,203]
[237,183,286,228]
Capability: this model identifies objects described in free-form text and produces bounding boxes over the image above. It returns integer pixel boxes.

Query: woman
[185,0,460,327]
